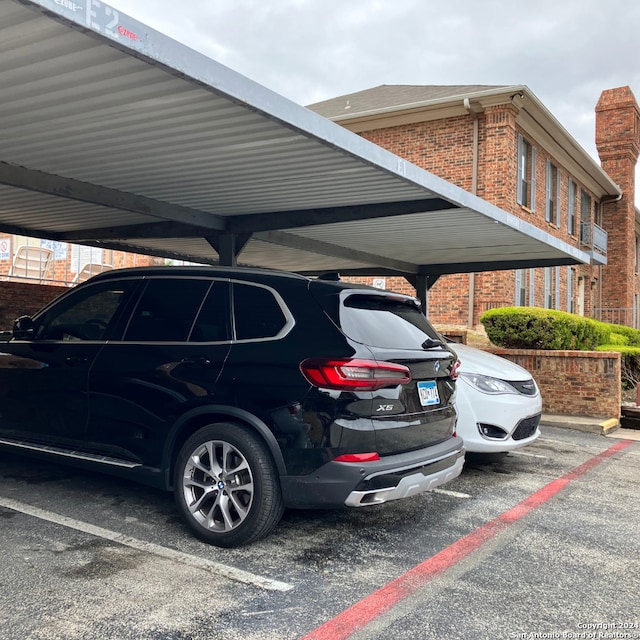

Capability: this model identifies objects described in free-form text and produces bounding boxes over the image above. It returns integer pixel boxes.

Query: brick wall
[0,281,63,329]
[362,115,476,192]
[489,348,621,419]
[595,86,640,311]
[344,102,607,328]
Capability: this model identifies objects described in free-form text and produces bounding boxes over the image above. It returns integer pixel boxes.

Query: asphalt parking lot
[1,424,639,640]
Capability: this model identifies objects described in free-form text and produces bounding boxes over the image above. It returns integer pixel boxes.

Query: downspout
[464,98,482,328]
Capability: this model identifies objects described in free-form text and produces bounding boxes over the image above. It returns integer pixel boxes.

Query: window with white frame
[529,269,535,306]
[545,160,561,225]
[544,267,555,308]
[515,269,526,306]
[567,267,575,313]
[517,133,536,211]
[568,179,577,236]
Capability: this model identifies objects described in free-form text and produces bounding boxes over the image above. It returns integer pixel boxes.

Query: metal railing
[580,222,607,255]
[593,307,640,329]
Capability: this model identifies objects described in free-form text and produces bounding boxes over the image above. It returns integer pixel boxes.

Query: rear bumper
[344,448,465,506]
[280,436,465,509]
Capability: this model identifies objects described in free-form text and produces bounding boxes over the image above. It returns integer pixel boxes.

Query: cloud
[109,0,640,201]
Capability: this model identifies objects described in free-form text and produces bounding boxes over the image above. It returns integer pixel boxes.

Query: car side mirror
[13,315,35,340]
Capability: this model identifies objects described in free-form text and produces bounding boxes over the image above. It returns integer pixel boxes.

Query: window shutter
[515,269,522,305]
[530,146,537,212]
[545,161,552,222]
[555,266,561,309]
[556,168,562,226]
[516,134,524,205]
[568,179,575,235]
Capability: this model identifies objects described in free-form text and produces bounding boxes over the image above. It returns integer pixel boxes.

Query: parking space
[1,425,639,640]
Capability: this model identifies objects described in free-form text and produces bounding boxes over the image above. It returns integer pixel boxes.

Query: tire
[173,422,284,547]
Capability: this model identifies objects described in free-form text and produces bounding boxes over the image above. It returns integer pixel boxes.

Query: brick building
[309,85,640,329]
[2,85,639,332]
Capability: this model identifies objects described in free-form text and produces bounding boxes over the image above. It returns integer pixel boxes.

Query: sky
[107,0,640,203]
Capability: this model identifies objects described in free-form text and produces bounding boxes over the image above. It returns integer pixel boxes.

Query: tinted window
[190,281,231,342]
[124,278,209,342]
[35,280,138,341]
[233,283,286,340]
[340,294,441,349]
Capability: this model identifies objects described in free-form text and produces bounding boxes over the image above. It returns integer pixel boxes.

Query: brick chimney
[595,86,640,311]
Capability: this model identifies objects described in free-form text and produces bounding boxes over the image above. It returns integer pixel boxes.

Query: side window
[124,278,209,342]
[233,283,287,340]
[515,269,526,306]
[190,281,231,342]
[545,160,560,225]
[567,267,575,313]
[35,280,138,341]
[517,133,536,211]
[580,190,592,244]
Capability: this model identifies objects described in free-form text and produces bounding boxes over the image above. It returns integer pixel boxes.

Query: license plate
[417,380,440,406]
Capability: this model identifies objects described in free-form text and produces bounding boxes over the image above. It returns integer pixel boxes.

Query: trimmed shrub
[595,322,640,347]
[480,307,608,350]
[597,344,640,389]
[607,333,629,346]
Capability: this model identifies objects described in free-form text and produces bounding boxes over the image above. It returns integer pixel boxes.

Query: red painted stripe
[300,439,633,640]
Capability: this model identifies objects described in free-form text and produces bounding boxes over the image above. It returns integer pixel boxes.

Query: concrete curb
[541,414,620,435]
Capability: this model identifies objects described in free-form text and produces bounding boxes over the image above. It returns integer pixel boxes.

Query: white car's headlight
[459,372,521,395]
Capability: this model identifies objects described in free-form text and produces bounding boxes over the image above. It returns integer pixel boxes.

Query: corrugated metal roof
[0,0,590,279]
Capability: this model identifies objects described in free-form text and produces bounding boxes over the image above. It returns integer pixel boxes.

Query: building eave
[315,85,622,202]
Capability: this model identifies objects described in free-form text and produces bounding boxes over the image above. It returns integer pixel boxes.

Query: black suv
[0,267,464,546]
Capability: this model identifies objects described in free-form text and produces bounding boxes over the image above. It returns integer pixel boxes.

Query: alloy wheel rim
[181,439,254,532]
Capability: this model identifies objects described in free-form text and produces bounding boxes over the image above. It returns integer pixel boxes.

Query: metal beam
[227,198,457,234]
[255,230,418,274]
[53,198,457,241]
[206,233,252,266]
[0,162,226,232]
[419,257,580,276]
[53,221,205,242]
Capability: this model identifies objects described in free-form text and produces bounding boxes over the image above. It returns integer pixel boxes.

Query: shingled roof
[307,84,509,118]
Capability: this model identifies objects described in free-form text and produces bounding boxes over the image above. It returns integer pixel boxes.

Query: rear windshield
[340,294,442,349]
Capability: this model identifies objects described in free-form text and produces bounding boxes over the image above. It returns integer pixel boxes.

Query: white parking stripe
[538,437,601,450]
[433,488,471,499]
[0,496,293,592]
[509,450,549,459]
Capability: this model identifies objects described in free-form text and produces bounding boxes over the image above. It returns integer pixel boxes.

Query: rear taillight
[334,452,381,463]
[451,360,461,380]
[299,358,411,391]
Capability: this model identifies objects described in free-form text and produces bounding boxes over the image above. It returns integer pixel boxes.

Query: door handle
[65,355,89,366]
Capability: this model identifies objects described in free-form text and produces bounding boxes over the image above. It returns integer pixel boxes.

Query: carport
[1,0,589,303]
